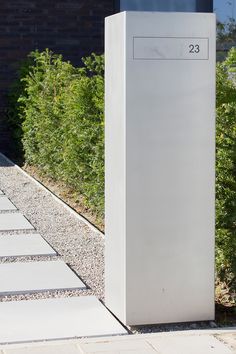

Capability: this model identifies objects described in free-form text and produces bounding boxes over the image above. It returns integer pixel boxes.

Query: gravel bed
[0,153,223,334]
[0,154,104,303]
[0,255,60,264]
[0,289,94,303]
[0,210,20,214]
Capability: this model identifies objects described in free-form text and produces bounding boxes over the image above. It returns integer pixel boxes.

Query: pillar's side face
[105,11,216,326]
[105,13,127,324]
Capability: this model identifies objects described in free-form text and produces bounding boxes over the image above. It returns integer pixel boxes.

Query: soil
[22,164,104,233]
[215,303,236,326]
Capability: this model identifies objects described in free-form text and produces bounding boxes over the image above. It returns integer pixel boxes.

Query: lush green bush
[216,48,236,291]
[9,49,104,216]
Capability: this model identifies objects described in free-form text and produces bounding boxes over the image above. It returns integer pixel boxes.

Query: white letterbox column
[105,12,215,326]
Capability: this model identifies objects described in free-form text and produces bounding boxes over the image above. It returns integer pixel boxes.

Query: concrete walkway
[0,329,235,353]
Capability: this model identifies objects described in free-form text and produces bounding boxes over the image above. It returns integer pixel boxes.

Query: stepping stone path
[0,193,126,344]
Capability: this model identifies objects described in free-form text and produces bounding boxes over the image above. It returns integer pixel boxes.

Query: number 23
[189,44,200,53]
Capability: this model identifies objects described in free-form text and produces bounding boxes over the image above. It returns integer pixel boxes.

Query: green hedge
[216,48,236,291]
[9,49,104,216]
[8,49,236,292]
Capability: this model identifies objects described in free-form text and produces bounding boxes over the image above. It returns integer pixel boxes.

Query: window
[117,0,213,12]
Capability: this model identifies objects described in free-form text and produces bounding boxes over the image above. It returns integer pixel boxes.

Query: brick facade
[0,0,115,154]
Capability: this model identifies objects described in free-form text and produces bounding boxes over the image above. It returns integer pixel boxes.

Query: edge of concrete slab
[0,153,104,238]
[0,329,235,352]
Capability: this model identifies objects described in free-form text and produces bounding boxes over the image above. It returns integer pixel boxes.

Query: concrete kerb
[0,153,104,239]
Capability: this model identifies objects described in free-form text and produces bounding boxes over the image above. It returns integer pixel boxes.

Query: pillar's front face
[105,12,215,326]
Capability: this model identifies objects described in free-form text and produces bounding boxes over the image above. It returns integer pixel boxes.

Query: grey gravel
[0,154,223,334]
[0,154,104,303]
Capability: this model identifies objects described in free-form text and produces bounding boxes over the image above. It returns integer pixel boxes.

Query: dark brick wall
[0,0,115,154]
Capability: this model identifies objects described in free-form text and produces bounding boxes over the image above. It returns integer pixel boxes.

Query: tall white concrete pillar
[105,11,215,326]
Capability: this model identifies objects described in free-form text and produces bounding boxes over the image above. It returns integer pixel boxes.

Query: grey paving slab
[4,343,80,354]
[79,339,157,353]
[216,333,236,352]
[0,296,127,343]
[79,351,154,354]
[148,335,233,354]
[0,261,86,295]
[0,213,34,231]
[0,197,17,211]
[0,234,56,257]
[0,190,4,195]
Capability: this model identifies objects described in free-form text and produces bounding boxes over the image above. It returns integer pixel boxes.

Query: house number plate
[133,37,209,60]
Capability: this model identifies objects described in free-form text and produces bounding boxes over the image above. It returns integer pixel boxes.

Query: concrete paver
[79,339,157,353]
[215,333,236,352]
[76,331,236,354]
[0,260,86,295]
[148,335,233,354]
[79,351,157,354]
[3,343,80,354]
[0,213,34,231]
[0,196,16,210]
[0,297,127,344]
[0,234,56,257]
[1,330,236,354]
